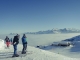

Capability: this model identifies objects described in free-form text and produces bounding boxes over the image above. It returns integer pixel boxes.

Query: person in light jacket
[21,34,27,54]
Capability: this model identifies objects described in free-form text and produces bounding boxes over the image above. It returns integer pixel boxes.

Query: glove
[13,42,16,45]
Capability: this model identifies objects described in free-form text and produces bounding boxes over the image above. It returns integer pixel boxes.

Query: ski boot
[12,54,19,57]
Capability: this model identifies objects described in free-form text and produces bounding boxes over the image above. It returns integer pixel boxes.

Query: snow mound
[0,39,5,50]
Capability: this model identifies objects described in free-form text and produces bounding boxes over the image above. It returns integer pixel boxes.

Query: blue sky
[0,0,80,34]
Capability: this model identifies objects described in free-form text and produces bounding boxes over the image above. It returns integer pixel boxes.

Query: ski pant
[22,43,27,53]
[13,44,18,55]
[6,42,10,47]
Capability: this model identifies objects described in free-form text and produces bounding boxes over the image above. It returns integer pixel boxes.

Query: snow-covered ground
[0,43,79,60]
[0,33,80,59]
[0,39,4,50]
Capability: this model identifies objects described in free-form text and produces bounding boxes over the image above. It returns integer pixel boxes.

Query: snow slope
[0,44,79,60]
[1,33,80,59]
[38,35,80,58]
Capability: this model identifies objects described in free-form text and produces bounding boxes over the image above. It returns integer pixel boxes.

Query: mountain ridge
[25,28,80,34]
[9,28,80,35]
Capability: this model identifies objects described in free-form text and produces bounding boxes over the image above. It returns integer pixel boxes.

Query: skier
[21,34,27,54]
[5,36,10,48]
[12,34,20,57]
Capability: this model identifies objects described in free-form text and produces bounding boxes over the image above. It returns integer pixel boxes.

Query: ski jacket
[5,38,10,42]
[22,37,27,44]
[13,36,19,45]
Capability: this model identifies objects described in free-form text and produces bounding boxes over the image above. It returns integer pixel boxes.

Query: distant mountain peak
[10,28,80,34]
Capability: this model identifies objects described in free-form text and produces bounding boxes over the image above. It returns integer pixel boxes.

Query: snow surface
[0,44,79,60]
[0,33,80,59]
[0,39,4,50]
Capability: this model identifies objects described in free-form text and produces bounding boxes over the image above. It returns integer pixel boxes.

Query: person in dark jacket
[21,34,27,54]
[12,34,20,57]
[5,36,10,48]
